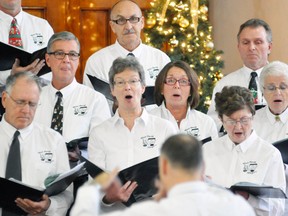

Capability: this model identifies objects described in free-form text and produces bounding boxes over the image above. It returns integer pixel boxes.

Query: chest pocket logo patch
[185,126,200,137]
[73,105,88,116]
[141,136,156,148]
[31,33,44,46]
[243,161,258,174]
[39,151,53,163]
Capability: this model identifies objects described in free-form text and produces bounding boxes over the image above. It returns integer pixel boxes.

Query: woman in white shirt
[203,86,286,216]
[149,60,218,142]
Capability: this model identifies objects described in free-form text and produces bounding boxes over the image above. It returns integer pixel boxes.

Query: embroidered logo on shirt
[31,33,44,46]
[243,161,257,174]
[39,151,54,163]
[73,105,88,116]
[147,67,159,80]
[141,136,156,148]
[185,126,200,137]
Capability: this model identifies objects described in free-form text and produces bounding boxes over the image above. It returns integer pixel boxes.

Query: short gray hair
[108,56,146,88]
[47,31,80,53]
[5,71,42,94]
[260,61,288,92]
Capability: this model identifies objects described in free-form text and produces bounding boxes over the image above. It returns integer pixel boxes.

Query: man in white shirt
[71,134,255,216]
[34,31,111,201]
[0,0,54,84]
[207,18,272,131]
[0,72,72,216]
[0,0,54,116]
[83,0,170,108]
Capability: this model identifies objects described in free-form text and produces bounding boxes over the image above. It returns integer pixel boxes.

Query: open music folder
[230,182,286,199]
[0,162,85,214]
[80,156,159,206]
[0,41,50,76]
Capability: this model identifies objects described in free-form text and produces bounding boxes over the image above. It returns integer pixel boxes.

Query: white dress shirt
[253,106,288,143]
[88,109,176,171]
[0,9,54,85]
[70,181,255,216]
[207,66,265,131]
[83,40,170,88]
[0,117,73,216]
[149,102,218,140]
[34,79,111,142]
[203,130,286,216]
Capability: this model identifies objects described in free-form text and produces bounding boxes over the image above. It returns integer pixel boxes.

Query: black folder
[0,162,85,214]
[230,182,287,199]
[0,41,50,76]
[201,137,212,145]
[87,74,155,106]
[66,137,89,151]
[255,104,266,110]
[141,86,155,106]
[273,138,288,164]
[87,74,114,101]
[80,156,159,206]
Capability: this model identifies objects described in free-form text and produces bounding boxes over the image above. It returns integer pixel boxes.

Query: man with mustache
[83,0,170,110]
[207,18,272,132]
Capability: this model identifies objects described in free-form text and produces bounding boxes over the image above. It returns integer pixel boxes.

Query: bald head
[110,0,142,19]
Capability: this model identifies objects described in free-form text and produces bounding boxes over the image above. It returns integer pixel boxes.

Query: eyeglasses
[111,16,141,25]
[263,83,288,93]
[224,117,252,126]
[7,93,39,109]
[113,79,141,88]
[48,51,80,61]
[164,78,190,86]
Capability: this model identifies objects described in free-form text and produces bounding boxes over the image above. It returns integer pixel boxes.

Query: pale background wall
[209,0,288,75]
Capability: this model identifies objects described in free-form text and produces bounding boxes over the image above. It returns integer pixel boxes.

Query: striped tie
[9,18,23,48]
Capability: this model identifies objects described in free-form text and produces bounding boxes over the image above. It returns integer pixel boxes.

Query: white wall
[209,0,288,75]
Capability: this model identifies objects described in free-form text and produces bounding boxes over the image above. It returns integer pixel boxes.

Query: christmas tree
[144,0,224,113]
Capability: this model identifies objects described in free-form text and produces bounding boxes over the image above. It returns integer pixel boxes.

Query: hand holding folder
[0,41,50,76]
[0,162,85,214]
[80,156,159,206]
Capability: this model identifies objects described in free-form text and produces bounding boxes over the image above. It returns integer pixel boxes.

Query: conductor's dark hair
[161,134,203,172]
